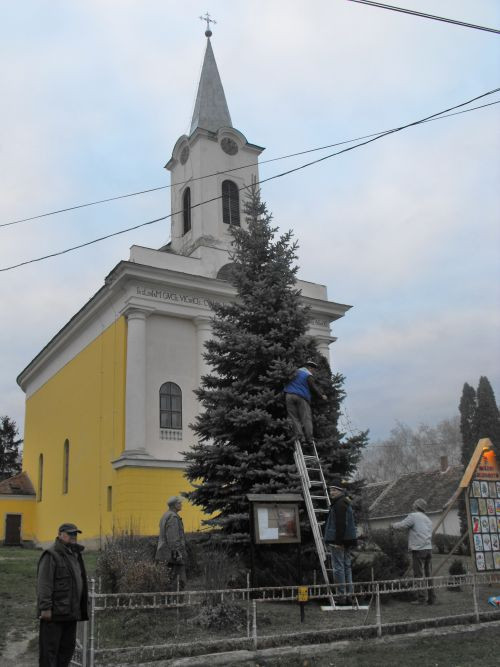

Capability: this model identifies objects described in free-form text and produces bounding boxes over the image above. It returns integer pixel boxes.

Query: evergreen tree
[184,185,367,544]
[0,416,22,478]
[459,382,477,466]
[475,376,500,456]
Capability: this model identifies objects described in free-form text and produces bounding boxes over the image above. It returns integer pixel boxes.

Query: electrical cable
[347,0,500,35]
[1,98,498,229]
[1,86,499,273]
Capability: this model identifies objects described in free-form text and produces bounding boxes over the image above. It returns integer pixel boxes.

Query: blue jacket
[283,367,312,402]
[324,495,357,546]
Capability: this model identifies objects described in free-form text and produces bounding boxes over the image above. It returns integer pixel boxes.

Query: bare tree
[357,417,461,482]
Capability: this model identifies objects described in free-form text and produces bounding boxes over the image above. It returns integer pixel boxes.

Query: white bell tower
[165,24,264,277]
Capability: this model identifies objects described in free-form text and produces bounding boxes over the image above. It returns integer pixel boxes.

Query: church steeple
[190,37,232,135]
[165,27,264,274]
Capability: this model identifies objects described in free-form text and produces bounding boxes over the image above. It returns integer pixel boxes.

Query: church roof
[190,38,232,134]
[363,464,463,519]
[0,471,36,496]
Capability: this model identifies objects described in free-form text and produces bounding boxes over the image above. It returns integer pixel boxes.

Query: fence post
[375,583,382,637]
[472,574,480,623]
[89,579,96,667]
[247,572,251,639]
[252,599,257,650]
[81,620,88,667]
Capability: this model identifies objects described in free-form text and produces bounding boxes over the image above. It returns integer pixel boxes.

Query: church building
[1,30,350,547]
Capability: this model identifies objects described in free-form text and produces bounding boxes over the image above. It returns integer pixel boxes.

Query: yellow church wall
[21,317,127,546]
[114,467,205,535]
[0,496,36,542]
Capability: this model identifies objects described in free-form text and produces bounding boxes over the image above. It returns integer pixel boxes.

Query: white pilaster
[315,335,336,361]
[124,308,150,455]
[194,316,212,384]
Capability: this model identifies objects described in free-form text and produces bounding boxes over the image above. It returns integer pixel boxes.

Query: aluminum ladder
[293,439,335,606]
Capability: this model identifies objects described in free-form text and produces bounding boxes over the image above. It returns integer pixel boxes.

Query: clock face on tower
[220,137,238,155]
[180,145,190,165]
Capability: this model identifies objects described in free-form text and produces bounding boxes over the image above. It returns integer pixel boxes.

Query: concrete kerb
[110,618,500,667]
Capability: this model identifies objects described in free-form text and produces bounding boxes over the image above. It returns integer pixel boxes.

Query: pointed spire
[190,37,232,135]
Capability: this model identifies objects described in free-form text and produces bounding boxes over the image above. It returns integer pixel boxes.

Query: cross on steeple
[199,12,216,37]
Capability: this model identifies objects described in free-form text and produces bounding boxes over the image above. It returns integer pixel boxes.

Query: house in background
[362,457,463,536]
[0,472,36,546]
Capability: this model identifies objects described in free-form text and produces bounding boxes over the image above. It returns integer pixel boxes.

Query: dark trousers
[286,393,313,443]
[411,549,435,602]
[39,620,77,667]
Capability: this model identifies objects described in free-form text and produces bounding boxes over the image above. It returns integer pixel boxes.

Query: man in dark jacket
[37,522,88,667]
[324,477,358,605]
[283,361,326,444]
[155,496,187,589]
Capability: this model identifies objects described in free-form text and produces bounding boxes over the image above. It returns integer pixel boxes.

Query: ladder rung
[314,509,329,513]
[310,481,323,486]
[311,496,328,500]
[303,455,318,460]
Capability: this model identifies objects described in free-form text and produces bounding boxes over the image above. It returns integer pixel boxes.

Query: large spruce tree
[184,185,367,544]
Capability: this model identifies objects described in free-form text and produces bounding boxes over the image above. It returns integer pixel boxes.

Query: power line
[347,0,500,35]
[1,86,499,273]
[1,98,499,229]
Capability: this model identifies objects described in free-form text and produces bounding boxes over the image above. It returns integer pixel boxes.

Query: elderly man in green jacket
[155,496,187,589]
[37,523,88,667]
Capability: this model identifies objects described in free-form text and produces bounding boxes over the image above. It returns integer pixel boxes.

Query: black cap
[329,475,347,491]
[305,360,318,368]
[58,523,82,534]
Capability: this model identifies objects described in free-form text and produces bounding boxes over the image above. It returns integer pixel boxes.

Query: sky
[1,0,499,443]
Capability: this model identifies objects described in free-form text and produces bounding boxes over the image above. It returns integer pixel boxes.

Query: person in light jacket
[391,498,436,605]
[155,496,187,589]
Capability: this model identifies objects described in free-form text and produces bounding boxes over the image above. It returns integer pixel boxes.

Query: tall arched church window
[37,454,43,502]
[160,382,182,429]
[183,187,192,235]
[222,180,240,226]
[62,439,69,494]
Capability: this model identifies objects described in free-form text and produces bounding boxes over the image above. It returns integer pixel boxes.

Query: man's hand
[39,609,52,621]
[321,394,327,401]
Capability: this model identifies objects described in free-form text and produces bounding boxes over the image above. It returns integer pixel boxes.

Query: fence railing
[73,572,500,666]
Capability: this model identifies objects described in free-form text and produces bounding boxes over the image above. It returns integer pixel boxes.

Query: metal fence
[72,572,500,666]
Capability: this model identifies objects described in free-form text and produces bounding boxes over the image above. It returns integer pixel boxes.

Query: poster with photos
[468,448,500,571]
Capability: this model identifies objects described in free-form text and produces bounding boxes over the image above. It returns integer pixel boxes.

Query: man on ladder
[283,361,327,444]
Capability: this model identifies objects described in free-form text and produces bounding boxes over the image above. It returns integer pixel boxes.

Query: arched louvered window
[222,180,240,226]
[159,382,182,429]
[62,439,69,494]
[183,187,191,235]
[38,454,43,502]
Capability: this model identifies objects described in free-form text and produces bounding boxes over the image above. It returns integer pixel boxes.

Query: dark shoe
[427,599,438,605]
[335,597,350,607]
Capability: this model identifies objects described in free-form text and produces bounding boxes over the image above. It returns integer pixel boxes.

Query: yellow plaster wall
[21,317,127,546]
[114,467,205,535]
[0,497,36,542]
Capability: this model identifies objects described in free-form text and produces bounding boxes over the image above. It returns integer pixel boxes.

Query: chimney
[440,455,449,472]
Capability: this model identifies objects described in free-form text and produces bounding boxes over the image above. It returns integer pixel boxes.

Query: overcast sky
[1,1,499,442]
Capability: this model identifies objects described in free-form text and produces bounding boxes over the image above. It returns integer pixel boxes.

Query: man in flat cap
[155,496,187,589]
[324,476,358,606]
[392,498,436,605]
[283,360,326,445]
[37,523,88,666]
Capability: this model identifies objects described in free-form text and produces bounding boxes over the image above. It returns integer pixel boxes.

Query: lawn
[1,546,499,666]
